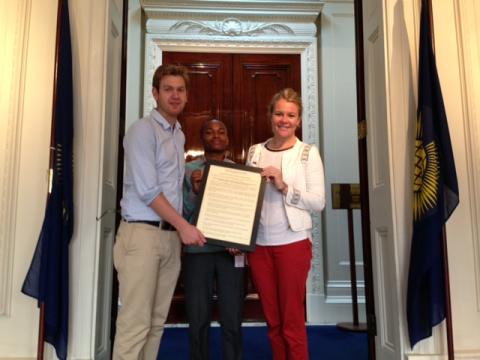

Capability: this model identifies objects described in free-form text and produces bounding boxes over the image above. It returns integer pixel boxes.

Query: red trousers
[248,239,312,360]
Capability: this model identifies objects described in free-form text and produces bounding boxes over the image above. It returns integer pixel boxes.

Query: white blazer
[246,138,326,232]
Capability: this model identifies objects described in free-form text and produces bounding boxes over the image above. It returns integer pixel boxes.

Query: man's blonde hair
[152,64,190,90]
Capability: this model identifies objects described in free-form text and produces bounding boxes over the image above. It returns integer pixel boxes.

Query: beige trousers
[112,221,181,360]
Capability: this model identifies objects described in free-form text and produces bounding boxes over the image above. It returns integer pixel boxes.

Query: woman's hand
[261,166,288,194]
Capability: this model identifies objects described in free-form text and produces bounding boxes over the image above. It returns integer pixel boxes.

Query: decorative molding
[307,292,367,324]
[326,279,365,299]
[301,43,319,147]
[0,0,31,317]
[141,0,323,23]
[310,213,323,294]
[94,226,115,359]
[374,228,397,352]
[338,260,365,267]
[408,352,480,360]
[170,18,294,36]
[454,351,480,360]
[365,26,386,190]
[146,19,317,37]
[325,295,366,304]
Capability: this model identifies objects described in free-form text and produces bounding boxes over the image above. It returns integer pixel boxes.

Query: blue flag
[407,0,459,348]
[21,0,73,359]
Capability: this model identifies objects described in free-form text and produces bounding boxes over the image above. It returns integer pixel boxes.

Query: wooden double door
[164,51,301,322]
[164,52,301,163]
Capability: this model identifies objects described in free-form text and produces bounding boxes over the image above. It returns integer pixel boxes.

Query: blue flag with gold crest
[407,0,459,348]
[21,0,73,359]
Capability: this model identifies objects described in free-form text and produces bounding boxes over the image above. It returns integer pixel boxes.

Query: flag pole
[442,227,455,359]
[37,304,45,360]
[426,1,455,358]
[36,0,66,358]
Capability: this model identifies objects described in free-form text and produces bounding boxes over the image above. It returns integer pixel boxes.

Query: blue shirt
[121,109,185,221]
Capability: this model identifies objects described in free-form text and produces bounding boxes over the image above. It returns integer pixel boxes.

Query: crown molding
[141,0,324,23]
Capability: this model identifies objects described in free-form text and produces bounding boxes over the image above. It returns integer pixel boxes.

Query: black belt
[123,219,176,231]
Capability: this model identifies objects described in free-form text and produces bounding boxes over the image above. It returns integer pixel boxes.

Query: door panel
[162,52,233,161]
[363,2,400,358]
[163,52,301,323]
[233,54,301,162]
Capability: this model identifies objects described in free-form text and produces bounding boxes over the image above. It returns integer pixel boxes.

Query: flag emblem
[413,115,439,221]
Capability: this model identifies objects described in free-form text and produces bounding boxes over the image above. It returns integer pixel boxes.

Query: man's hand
[191,169,203,194]
[226,247,242,255]
[149,193,206,246]
[177,223,206,246]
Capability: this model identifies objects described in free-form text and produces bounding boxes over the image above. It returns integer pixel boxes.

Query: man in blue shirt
[183,119,245,360]
[113,64,206,360]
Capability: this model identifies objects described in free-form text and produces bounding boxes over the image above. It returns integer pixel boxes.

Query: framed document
[192,160,266,252]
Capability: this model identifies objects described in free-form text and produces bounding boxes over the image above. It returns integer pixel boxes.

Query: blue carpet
[158,325,368,359]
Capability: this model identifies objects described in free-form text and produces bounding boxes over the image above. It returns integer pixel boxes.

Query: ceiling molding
[141,0,324,22]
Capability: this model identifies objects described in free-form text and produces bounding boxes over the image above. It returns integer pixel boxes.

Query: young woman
[246,88,325,360]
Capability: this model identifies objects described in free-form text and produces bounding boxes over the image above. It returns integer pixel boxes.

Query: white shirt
[256,144,310,246]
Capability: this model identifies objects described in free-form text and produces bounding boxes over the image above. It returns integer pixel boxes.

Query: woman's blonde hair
[267,88,303,118]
